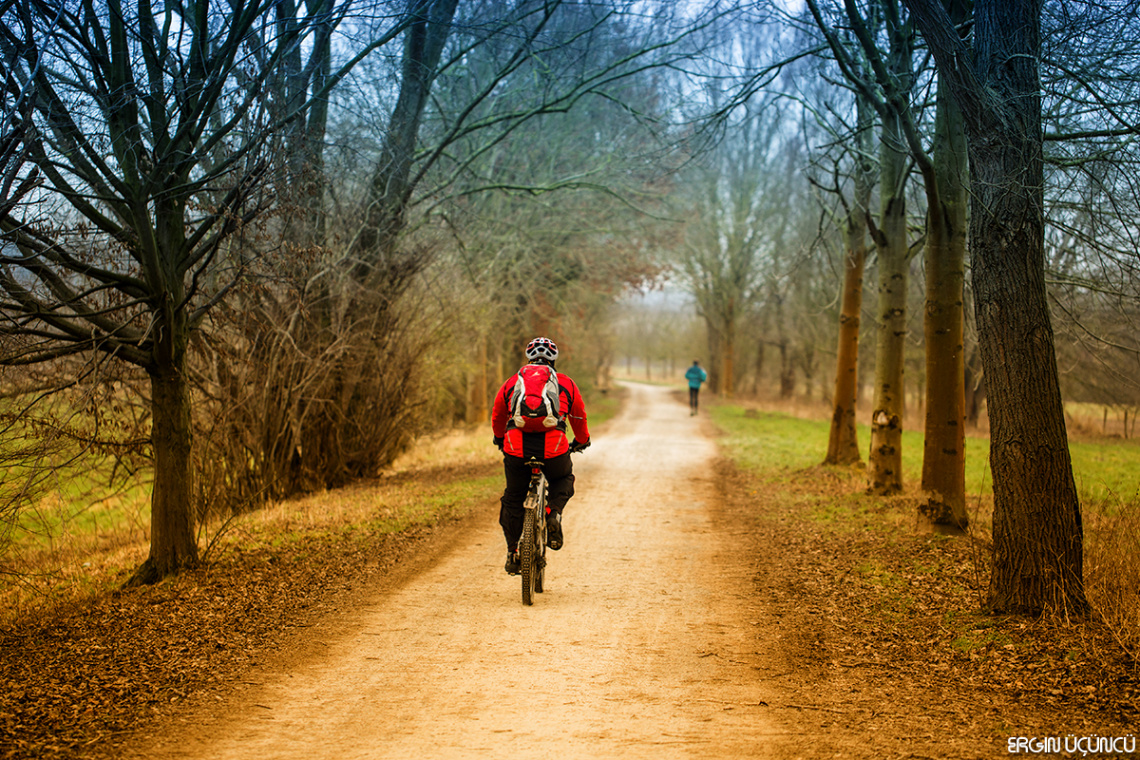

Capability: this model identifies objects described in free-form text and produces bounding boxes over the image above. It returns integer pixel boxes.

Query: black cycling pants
[499,452,574,551]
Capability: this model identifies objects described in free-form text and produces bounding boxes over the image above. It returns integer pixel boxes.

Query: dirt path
[128,382,789,759]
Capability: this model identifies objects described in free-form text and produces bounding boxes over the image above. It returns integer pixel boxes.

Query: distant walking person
[685,360,707,416]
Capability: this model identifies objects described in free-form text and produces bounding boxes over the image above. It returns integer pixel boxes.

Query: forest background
[1,0,1139,650]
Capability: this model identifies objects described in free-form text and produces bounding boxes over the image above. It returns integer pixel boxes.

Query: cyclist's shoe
[546,513,563,551]
[504,551,521,575]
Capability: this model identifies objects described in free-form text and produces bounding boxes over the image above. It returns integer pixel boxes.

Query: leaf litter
[713,458,1139,758]
[1,452,1137,760]
[0,461,498,760]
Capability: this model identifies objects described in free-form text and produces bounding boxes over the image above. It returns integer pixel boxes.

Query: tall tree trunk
[466,334,490,424]
[964,357,985,427]
[970,3,1087,615]
[801,343,815,399]
[127,191,201,585]
[919,48,969,532]
[825,99,874,465]
[705,315,722,394]
[825,220,867,464]
[275,0,334,250]
[751,327,766,396]
[130,329,198,586]
[904,0,1090,615]
[772,290,794,400]
[778,339,795,399]
[722,306,736,399]
[867,113,909,494]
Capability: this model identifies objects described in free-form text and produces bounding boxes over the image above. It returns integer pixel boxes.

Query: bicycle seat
[523,456,544,468]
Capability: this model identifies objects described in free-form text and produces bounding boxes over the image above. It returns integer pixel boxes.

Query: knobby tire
[520,503,538,605]
[535,502,546,595]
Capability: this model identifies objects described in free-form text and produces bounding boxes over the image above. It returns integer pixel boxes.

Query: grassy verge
[711,402,1140,655]
[1,428,502,616]
[709,400,1139,748]
[0,387,621,758]
[0,429,503,760]
[3,380,615,614]
[585,384,624,429]
[711,403,1140,501]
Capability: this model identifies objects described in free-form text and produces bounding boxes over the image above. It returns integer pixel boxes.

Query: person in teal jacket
[684,360,707,416]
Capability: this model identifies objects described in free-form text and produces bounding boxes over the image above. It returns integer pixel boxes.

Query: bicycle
[518,456,547,606]
[517,441,588,606]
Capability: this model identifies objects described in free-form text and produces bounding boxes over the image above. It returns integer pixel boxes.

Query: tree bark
[964,343,985,426]
[825,218,868,464]
[825,97,875,466]
[919,42,969,531]
[353,0,460,268]
[705,315,722,394]
[751,334,766,397]
[778,339,794,399]
[722,303,736,399]
[972,118,1087,611]
[467,334,490,424]
[867,113,909,494]
[906,0,1089,615]
[130,340,198,586]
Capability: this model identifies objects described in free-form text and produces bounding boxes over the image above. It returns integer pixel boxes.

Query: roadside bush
[193,250,444,517]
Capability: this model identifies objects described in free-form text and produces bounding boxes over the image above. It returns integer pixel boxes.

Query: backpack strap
[541,365,566,430]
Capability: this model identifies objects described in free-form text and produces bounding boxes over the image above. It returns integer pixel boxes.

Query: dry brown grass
[0,428,499,625]
[722,391,1140,658]
[0,427,503,760]
[1083,495,1140,661]
[716,456,1138,759]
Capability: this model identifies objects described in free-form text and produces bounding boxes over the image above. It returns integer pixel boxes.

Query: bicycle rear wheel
[535,502,547,594]
[520,499,538,605]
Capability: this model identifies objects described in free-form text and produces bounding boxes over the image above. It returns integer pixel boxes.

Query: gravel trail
[132,381,784,759]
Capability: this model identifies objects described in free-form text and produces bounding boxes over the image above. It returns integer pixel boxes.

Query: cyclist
[491,337,590,575]
[685,359,708,415]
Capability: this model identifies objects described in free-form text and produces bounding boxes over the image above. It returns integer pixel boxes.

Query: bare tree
[675,28,815,400]
[197,0,720,504]
[809,0,970,525]
[1039,3,1140,437]
[808,0,919,494]
[821,93,876,465]
[916,55,969,531]
[0,0,386,583]
[905,0,1090,615]
[678,105,773,398]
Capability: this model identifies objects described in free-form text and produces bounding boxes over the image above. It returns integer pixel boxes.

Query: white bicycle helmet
[525,336,558,362]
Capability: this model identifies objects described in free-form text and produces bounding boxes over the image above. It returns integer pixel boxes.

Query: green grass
[3,443,150,553]
[1069,439,1140,507]
[585,385,623,430]
[15,479,149,549]
[3,376,617,559]
[950,627,1013,653]
[363,475,500,533]
[710,408,831,474]
[709,403,1140,508]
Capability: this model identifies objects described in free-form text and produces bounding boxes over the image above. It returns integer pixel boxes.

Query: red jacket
[491,366,590,459]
